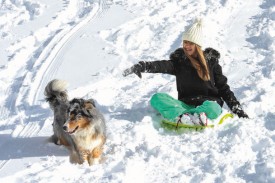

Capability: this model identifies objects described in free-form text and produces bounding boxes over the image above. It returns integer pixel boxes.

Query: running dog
[44,79,106,165]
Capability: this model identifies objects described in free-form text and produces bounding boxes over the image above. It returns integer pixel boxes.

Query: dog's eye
[68,112,81,121]
[76,113,82,120]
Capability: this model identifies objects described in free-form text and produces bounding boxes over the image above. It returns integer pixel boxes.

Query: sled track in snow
[0,0,108,121]
[31,0,109,106]
[36,0,110,87]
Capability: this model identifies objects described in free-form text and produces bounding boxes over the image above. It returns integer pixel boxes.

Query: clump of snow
[0,0,43,36]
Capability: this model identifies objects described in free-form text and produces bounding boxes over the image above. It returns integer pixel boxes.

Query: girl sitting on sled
[123,19,248,125]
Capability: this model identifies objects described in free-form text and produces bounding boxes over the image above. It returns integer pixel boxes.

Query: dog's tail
[44,79,69,107]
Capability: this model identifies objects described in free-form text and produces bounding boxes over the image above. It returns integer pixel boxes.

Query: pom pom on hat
[183,18,204,46]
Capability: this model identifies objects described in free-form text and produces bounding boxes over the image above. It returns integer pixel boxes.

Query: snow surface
[0,0,274,182]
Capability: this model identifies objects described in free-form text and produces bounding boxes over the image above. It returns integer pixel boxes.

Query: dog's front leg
[49,134,60,145]
[70,150,84,164]
[87,147,103,166]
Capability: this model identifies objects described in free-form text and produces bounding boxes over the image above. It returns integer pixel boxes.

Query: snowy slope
[0,0,274,182]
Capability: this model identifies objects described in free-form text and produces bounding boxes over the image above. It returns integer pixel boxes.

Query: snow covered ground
[0,0,274,182]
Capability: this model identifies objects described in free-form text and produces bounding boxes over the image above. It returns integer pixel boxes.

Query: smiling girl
[123,19,248,125]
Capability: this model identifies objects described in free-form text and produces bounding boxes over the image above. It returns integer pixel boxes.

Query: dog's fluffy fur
[44,79,106,165]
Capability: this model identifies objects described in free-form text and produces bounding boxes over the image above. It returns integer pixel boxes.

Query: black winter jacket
[139,47,242,111]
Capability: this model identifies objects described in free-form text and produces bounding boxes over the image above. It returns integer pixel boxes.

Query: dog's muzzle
[63,125,79,134]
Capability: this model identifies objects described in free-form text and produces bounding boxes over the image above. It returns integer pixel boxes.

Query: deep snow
[0,0,274,182]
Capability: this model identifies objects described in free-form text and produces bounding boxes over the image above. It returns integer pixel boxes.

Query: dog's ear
[84,99,96,110]
[83,100,96,118]
[86,99,96,108]
[84,102,93,110]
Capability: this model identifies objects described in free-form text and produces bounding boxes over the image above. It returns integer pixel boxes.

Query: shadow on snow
[0,134,67,161]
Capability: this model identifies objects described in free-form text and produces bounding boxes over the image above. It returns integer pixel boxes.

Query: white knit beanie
[183,19,203,46]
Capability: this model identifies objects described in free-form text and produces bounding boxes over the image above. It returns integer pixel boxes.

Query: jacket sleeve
[138,60,176,75]
[213,62,242,112]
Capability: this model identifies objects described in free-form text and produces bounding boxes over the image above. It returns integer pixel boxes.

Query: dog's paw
[48,135,60,145]
[56,139,61,145]
[70,152,84,165]
[88,157,100,166]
